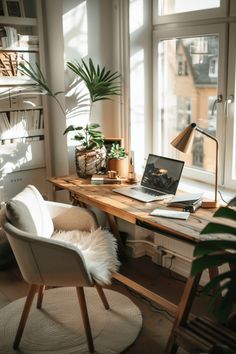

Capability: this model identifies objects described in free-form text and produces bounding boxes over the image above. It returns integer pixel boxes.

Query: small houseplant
[107,143,128,177]
[19,58,122,177]
[191,196,236,325]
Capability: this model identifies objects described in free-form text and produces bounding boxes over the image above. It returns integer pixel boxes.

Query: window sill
[179,177,235,204]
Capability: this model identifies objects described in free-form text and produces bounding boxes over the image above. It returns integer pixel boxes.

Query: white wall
[42,0,123,175]
[62,0,122,173]
[42,0,69,177]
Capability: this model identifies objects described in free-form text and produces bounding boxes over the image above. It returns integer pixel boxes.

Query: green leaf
[194,240,236,256]
[201,222,236,236]
[63,125,76,135]
[203,272,231,293]
[228,197,236,207]
[88,123,100,129]
[214,206,236,221]
[191,254,236,275]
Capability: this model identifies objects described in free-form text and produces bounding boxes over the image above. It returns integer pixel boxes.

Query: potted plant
[19,58,122,177]
[191,196,236,325]
[64,58,121,176]
[64,123,106,177]
[107,143,128,177]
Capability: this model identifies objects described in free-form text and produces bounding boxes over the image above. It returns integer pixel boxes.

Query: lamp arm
[196,127,219,204]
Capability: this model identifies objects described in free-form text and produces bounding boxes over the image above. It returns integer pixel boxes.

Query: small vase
[107,158,128,177]
[75,146,107,177]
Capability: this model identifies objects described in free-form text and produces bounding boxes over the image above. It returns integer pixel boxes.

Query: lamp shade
[171,123,197,153]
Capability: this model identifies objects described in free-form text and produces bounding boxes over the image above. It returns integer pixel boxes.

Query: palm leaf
[214,207,236,220]
[67,57,121,103]
[191,254,236,275]
[19,60,65,114]
[200,222,236,236]
[191,197,236,322]
[194,240,236,256]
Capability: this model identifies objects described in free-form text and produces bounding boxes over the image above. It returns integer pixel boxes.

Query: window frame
[153,23,227,187]
[153,0,228,25]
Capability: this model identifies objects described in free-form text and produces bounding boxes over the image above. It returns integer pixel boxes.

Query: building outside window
[152,0,236,189]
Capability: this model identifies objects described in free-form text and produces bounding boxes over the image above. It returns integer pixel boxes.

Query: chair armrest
[45,201,98,231]
[3,218,94,287]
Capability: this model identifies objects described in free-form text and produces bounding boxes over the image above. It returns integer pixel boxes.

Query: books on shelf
[0,109,43,140]
[91,174,123,185]
[0,26,39,49]
[0,26,17,47]
[0,86,10,108]
[9,87,42,108]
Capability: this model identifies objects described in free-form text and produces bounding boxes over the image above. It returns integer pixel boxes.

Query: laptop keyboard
[132,186,164,197]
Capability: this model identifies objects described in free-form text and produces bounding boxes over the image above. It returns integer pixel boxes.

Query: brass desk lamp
[171,123,219,208]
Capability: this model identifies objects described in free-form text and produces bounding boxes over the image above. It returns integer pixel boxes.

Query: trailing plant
[191,196,236,323]
[64,123,104,150]
[108,143,128,159]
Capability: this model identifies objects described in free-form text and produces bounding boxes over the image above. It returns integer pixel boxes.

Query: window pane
[158,0,220,16]
[157,35,219,173]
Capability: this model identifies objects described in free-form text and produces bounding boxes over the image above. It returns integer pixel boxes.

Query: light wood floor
[0,255,210,354]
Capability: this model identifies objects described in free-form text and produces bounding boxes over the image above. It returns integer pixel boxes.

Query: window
[156,34,219,176]
[177,96,183,130]
[157,0,220,16]
[185,97,191,125]
[129,1,236,189]
[152,2,236,190]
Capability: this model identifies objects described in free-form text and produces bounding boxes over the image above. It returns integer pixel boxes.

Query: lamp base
[201,201,219,209]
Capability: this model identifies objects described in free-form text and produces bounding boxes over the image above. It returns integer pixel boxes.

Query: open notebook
[113,154,184,202]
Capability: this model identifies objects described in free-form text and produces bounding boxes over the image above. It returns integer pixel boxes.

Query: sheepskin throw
[52,227,120,285]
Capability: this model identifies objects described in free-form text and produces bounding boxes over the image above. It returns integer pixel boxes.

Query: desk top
[48,175,218,244]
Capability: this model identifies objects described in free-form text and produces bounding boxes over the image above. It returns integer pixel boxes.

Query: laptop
[113,154,185,202]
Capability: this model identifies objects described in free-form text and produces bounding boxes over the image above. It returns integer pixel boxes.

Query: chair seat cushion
[6,185,54,238]
[52,227,120,285]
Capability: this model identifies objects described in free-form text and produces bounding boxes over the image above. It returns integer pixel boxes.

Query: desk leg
[106,213,127,259]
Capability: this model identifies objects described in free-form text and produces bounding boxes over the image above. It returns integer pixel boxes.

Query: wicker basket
[75,146,107,177]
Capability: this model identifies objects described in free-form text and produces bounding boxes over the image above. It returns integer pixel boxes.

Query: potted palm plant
[64,58,121,176]
[107,143,128,177]
[19,58,122,177]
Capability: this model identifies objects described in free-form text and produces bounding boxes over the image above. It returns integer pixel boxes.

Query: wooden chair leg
[95,284,110,310]
[37,285,45,309]
[13,284,38,349]
[76,287,94,353]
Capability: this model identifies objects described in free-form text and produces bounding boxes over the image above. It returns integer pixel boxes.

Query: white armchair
[0,185,119,353]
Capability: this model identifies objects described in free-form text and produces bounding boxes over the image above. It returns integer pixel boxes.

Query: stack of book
[91,174,122,185]
[17,34,39,50]
[167,193,203,213]
[0,26,17,47]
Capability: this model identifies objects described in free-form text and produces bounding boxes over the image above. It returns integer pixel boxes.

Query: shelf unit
[0,0,51,201]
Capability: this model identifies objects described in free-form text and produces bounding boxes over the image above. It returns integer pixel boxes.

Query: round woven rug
[0,287,142,354]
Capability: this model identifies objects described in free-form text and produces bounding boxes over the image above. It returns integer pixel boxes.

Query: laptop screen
[141,154,185,195]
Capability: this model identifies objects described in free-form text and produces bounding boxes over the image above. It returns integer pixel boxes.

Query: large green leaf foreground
[191,197,236,322]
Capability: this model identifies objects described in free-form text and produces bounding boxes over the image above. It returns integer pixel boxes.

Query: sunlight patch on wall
[63,1,88,58]
[130,49,145,174]
[129,0,143,34]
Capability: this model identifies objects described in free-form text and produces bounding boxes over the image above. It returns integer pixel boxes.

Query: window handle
[224,94,234,117]
[211,94,223,116]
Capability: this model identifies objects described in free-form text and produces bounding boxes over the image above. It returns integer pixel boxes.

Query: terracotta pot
[75,146,107,177]
[107,158,128,177]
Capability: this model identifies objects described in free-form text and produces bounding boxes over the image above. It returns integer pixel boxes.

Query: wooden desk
[48,175,215,315]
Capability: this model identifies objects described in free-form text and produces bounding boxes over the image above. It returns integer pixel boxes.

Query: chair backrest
[0,185,94,287]
[1,212,94,287]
